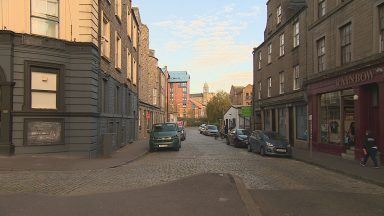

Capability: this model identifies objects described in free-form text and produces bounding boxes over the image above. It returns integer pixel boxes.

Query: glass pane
[32,0,59,19]
[320,92,341,144]
[278,108,286,137]
[296,106,307,140]
[32,92,57,109]
[31,72,57,91]
[31,17,59,38]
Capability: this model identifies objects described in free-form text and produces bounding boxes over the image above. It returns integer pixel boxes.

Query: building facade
[253,0,384,162]
[0,0,139,157]
[168,71,190,122]
[305,0,384,161]
[230,85,254,106]
[253,0,308,149]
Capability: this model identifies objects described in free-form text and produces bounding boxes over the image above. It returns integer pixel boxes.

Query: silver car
[203,125,219,136]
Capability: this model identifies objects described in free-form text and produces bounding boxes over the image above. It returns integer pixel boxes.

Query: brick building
[0,0,139,157]
[253,0,384,162]
[168,71,190,122]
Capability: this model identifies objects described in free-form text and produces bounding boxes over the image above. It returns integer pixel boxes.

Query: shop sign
[336,70,375,87]
[26,120,62,146]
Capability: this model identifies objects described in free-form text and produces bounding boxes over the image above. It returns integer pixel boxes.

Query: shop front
[308,64,384,161]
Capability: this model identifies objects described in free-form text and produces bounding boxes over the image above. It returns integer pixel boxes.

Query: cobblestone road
[0,128,383,196]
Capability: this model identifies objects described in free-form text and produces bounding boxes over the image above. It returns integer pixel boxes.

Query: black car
[248,130,292,157]
[226,129,249,148]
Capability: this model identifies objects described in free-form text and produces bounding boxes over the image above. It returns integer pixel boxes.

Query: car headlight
[266,142,274,147]
[287,144,291,148]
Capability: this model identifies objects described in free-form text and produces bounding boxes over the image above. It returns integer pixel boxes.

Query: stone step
[341,153,355,160]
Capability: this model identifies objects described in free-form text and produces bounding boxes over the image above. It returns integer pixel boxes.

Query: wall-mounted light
[353,95,359,101]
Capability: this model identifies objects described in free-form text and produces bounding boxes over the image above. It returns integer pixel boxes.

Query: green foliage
[206,91,231,124]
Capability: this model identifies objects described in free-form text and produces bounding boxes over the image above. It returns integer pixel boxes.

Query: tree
[206,91,231,124]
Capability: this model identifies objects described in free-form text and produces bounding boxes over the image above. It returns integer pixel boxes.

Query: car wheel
[226,138,230,145]
[260,147,265,156]
[234,142,240,148]
[247,144,252,152]
[149,147,155,152]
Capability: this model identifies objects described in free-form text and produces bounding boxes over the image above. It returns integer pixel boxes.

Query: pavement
[293,147,384,187]
[0,173,252,216]
[0,139,149,171]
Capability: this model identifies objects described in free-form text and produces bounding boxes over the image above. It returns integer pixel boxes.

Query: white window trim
[293,65,301,90]
[115,33,122,70]
[293,21,300,47]
[279,34,285,56]
[277,5,282,24]
[279,72,285,94]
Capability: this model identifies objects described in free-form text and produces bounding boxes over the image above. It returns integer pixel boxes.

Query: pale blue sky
[134,0,267,93]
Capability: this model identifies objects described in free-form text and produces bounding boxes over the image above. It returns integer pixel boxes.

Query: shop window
[320,92,341,144]
[296,106,307,140]
[31,0,59,38]
[31,69,58,110]
[278,108,286,137]
[340,23,352,65]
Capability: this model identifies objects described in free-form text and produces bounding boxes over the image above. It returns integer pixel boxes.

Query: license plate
[276,148,287,153]
[159,145,168,148]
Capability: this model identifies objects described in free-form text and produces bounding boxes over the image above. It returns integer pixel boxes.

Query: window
[277,5,282,24]
[293,65,301,90]
[268,43,272,64]
[293,21,300,47]
[279,34,285,56]
[31,68,58,109]
[115,33,121,69]
[379,4,384,52]
[296,106,308,140]
[127,50,132,80]
[278,108,286,137]
[127,7,132,39]
[258,52,262,69]
[258,82,261,99]
[101,13,110,58]
[133,23,138,49]
[279,72,284,94]
[115,86,120,114]
[340,23,352,65]
[320,92,341,144]
[102,79,108,113]
[154,89,158,105]
[133,59,137,85]
[318,0,326,18]
[317,37,326,72]
[267,77,272,97]
[31,0,59,38]
[115,0,122,19]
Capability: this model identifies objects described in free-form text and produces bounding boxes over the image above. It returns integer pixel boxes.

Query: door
[272,109,276,132]
[289,107,294,146]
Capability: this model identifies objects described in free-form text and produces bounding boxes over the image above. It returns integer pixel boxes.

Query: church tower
[203,82,209,94]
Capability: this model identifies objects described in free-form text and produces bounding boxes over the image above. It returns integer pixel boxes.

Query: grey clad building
[0,0,140,157]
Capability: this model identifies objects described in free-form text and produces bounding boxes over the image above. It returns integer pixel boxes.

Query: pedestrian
[360,130,379,168]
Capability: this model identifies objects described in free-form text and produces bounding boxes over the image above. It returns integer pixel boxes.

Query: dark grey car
[248,130,292,157]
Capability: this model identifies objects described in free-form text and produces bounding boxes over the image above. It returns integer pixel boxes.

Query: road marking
[232,174,263,216]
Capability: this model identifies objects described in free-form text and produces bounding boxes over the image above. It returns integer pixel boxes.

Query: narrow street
[0,128,383,215]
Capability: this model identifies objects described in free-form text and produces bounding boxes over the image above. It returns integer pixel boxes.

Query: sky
[133,0,267,94]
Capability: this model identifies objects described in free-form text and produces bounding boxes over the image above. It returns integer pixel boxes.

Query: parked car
[227,129,250,148]
[179,126,186,141]
[149,123,181,152]
[199,124,207,134]
[203,125,219,136]
[247,130,292,157]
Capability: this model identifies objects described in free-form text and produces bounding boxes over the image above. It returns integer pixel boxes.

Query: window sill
[278,54,285,59]
[115,67,122,73]
[115,14,122,24]
[101,55,111,63]
[292,45,300,50]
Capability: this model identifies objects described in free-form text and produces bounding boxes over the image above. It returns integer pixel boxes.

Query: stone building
[253,0,384,162]
[168,71,190,122]
[253,0,307,149]
[135,9,165,138]
[190,82,215,106]
[0,0,139,157]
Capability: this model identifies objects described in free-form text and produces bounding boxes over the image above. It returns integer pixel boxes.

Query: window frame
[293,65,301,90]
[115,32,122,70]
[267,77,272,98]
[277,5,282,25]
[24,61,64,112]
[30,0,60,38]
[318,0,326,18]
[340,23,352,65]
[101,12,111,59]
[279,33,285,56]
[115,0,122,20]
[267,43,272,64]
[279,72,285,95]
[317,37,326,72]
[258,51,262,69]
[293,21,300,48]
